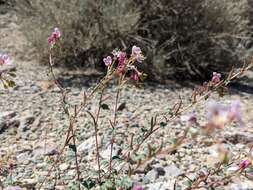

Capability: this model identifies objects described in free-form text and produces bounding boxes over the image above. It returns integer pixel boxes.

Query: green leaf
[140,73,147,81]
[224,80,230,86]
[7,80,16,88]
[68,144,77,153]
[204,94,209,100]
[81,178,96,189]
[112,155,121,160]
[117,102,126,111]
[182,180,192,187]
[8,72,16,77]
[141,127,148,133]
[3,82,8,89]
[160,122,167,128]
[101,104,110,110]
[101,160,109,167]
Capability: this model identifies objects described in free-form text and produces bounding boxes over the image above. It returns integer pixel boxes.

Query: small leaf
[224,79,230,86]
[140,73,147,81]
[8,72,16,77]
[204,94,209,100]
[101,160,109,167]
[101,104,110,110]
[182,180,192,187]
[68,144,77,152]
[3,82,8,89]
[141,127,148,133]
[160,122,167,128]
[117,102,126,111]
[112,155,121,160]
[7,80,16,87]
[81,178,96,189]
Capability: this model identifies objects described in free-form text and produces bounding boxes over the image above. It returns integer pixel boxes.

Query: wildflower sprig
[38,27,253,190]
[0,53,16,89]
[111,59,253,179]
[39,27,149,189]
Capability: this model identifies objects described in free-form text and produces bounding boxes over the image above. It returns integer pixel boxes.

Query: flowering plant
[0,53,16,89]
[34,28,253,190]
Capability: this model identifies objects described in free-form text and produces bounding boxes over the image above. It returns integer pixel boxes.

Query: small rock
[147,181,174,190]
[5,186,22,190]
[18,115,35,132]
[100,145,120,159]
[0,111,19,133]
[164,164,182,178]
[33,145,58,158]
[16,152,31,163]
[225,133,253,144]
[0,111,17,120]
[59,163,69,171]
[77,137,95,155]
[230,180,253,190]
[156,167,166,177]
[145,169,157,182]
[23,177,37,185]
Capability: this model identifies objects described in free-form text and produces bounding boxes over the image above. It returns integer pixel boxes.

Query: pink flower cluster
[211,72,221,84]
[181,113,197,126]
[132,185,144,190]
[103,46,145,82]
[103,56,112,66]
[206,100,243,129]
[0,53,10,65]
[239,159,251,170]
[131,45,145,63]
[48,28,61,47]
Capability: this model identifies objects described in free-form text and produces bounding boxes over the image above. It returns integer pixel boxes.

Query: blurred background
[1,0,253,83]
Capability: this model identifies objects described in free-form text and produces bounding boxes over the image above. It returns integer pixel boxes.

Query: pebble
[59,163,69,171]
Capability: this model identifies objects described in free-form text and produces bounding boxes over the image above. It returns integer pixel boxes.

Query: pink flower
[112,49,121,58]
[48,27,61,46]
[131,45,144,63]
[117,52,127,73]
[206,101,227,122]
[132,185,144,190]
[118,52,126,64]
[132,46,141,55]
[211,72,221,84]
[103,56,112,66]
[52,27,61,39]
[181,113,197,126]
[228,100,243,126]
[0,53,10,65]
[206,100,244,129]
[131,71,140,81]
[239,159,251,169]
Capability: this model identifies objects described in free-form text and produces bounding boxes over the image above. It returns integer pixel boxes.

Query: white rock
[77,137,95,154]
[164,164,182,178]
[59,163,69,171]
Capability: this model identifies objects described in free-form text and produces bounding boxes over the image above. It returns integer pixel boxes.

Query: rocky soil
[0,57,253,190]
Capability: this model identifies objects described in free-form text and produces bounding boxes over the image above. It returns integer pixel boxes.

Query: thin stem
[38,51,78,189]
[86,88,106,184]
[109,78,121,178]
[94,89,105,183]
[113,86,121,126]
[70,125,81,190]
[38,120,73,189]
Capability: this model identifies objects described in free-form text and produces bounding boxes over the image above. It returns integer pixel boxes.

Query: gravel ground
[1,9,253,190]
[0,60,253,190]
